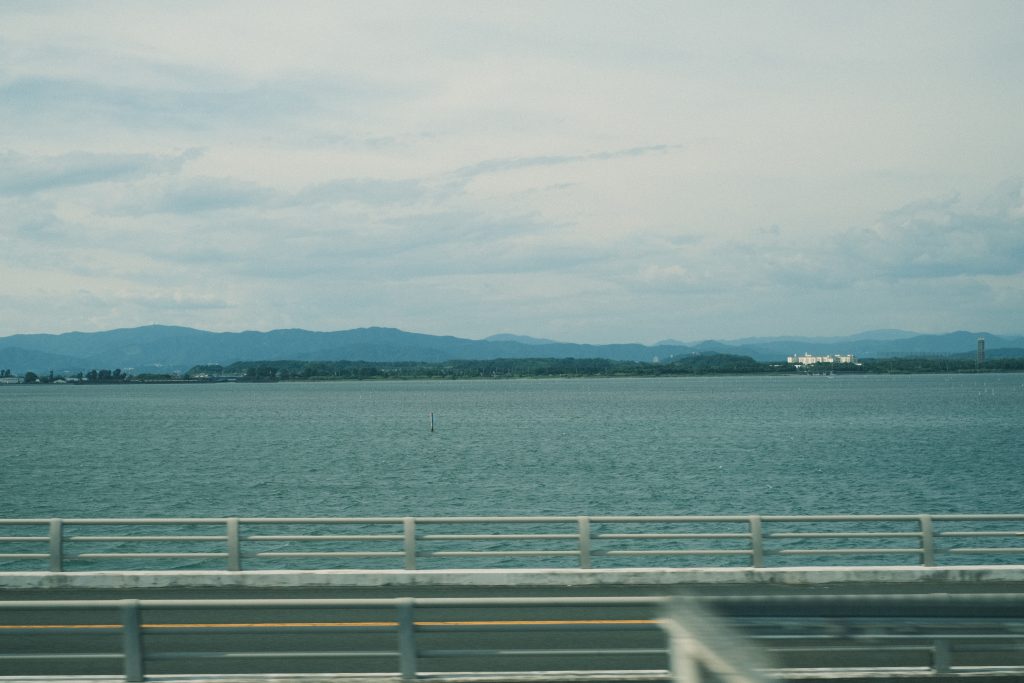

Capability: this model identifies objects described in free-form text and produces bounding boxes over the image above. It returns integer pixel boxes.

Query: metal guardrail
[1,514,1023,572]
[0,595,668,682]
[683,593,1024,680]
[3,594,1024,681]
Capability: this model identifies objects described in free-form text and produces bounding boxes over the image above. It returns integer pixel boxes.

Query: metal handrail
[3,594,1024,682]
[1,513,1022,571]
[0,595,668,682]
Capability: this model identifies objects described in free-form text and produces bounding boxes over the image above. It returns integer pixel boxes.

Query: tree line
[11,354,1024,385]
[15,369,176,384]
[187,353,1024,382]
[187,354,770,381]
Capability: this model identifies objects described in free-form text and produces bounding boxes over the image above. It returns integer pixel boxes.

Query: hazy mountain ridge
[656,329,921,346]
[484,333,561,345]
[0,325,1020,374]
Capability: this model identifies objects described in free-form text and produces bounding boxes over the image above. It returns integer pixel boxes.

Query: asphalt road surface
[4,582,1024,679]
[5,597,661,678]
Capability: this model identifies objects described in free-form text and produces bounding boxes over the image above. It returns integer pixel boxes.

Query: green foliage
[984,357,1024,371]
[859,357,987,373]
[181,352,1024,382]
[661,353,767,374]
[186,353,778,381]
[16,353,1024,386]
[84,369,128,383]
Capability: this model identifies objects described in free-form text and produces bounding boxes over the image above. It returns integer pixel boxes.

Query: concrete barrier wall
[4,565,1024,591]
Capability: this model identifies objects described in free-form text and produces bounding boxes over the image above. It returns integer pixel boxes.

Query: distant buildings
[787,353,858,366]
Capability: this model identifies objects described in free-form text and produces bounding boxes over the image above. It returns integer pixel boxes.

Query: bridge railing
[3,594,1024,681]
[1,514,1023,572]
[681,593,1024,679]
[0,595,669,682]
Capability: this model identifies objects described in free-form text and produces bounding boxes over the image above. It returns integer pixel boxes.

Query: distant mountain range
[0,325,1021,375]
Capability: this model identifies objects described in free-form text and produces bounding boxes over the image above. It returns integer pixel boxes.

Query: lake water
[2,373,1022,520]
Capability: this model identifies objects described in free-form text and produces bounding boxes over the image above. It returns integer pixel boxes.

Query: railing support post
[919,515,935,566]
[48,518,64,572]
[226,517,241,571]
[749,515,764,568]
[403,517,417,570]
[120,599,145,682]
[578,516,592,569]
[932,638,952,673]
[396,598,417,681]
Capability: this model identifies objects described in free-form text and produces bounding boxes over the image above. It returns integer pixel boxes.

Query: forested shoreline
[189,354,1024,382]
[7,353,1024,385]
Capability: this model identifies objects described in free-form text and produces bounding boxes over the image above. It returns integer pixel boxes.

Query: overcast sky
[2,1,1022,343]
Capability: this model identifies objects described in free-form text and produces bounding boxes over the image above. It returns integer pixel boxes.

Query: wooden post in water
[430,412,434,432]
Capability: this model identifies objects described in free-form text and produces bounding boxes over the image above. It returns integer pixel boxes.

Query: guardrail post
[120,599,145,682]
[403,517,417,570]
[932,638,952,673]
[919,515,935,566]
[578,516,592,569]
[48,518,64,572]
[226,517,241,571]
[749,515,764,568]
[396,598,417,681]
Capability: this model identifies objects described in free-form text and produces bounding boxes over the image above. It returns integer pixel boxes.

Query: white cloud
[0,2,1022,341]
[118,176,277,215]
[0,149,193,196]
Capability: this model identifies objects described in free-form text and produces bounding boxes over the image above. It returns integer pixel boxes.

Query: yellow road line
[3,619,655,630]
[421,619,653,626]
[4,624,117,630]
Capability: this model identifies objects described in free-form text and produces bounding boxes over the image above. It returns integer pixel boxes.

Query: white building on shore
[787,353,858,365]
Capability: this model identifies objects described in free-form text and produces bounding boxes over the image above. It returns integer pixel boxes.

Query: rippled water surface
[3,374,1022,519]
